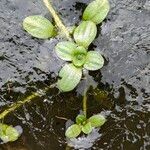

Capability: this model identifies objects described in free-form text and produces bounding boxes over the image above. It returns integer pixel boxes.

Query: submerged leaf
[0,124,20,143]
[65,124,81,138]
[83,0,110,24]
[73,21,97,48]
[82,122,92,134]
[76,115,86,124]
[88,114,106,127]
[55,41,77,61]
[57,64,82,92]
[84,51,104,71]
[23,15,55,39]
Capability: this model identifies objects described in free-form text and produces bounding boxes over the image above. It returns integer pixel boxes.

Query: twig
[55,116,68,121]
[43,0,72,41]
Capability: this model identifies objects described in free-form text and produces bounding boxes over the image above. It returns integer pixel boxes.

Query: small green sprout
[65,114,106,138]
[0,123,22,143]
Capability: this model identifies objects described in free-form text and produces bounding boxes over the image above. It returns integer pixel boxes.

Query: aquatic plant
[55,39,104,92]
[0,123,22,143]
[0,0,110,142]
[65,114,106,138]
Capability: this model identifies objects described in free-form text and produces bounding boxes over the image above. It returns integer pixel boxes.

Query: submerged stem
[43,0,72,41]
[0,84,56,120]
[83,89,88,118]
[82,72,89,118]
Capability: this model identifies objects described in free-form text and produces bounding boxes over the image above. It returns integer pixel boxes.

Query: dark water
[0,0,150,150]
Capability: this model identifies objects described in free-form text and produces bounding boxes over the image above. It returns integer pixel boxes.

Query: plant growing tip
[76,114,86,125]
[55,41,104,92]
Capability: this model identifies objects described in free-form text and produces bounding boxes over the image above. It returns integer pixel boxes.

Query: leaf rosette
[55,41,104,92]
[0,123,22,143]
[65,114,106,138]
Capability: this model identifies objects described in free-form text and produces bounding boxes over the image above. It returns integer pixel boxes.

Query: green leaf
[0,124,20,143]
[55,41,77,61]
[72,46,87,67]
[83,0,110,24]
[23,15,55,39]
[73,21,97,48]
[88,114,106,127]
[65,124,81,138]
[57,64,82,92]
[82,122,92,134]
[84,51,104,71]
[76,115,86,124]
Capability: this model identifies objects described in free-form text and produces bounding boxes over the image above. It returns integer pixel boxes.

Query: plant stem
[82,71,89,118]
[83,89,88,118]
[43,0,89,119]
[43,0,72,41]
[0,84,56,120]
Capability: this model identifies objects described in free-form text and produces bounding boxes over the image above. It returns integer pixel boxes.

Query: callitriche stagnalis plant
[65,114,106,138]
[0,123,22,143]
[0,0,110,141]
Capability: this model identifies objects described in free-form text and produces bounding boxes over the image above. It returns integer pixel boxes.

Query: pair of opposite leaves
[23,0,110,92]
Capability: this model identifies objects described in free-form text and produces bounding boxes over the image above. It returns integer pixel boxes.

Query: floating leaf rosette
[0,123,22,143]
[55,41,104,92]
[65,114,106,138]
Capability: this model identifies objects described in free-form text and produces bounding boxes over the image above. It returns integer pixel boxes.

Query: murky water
[0,0,150,150]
